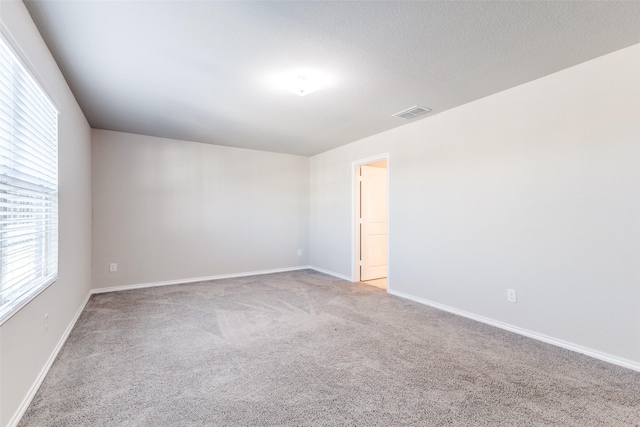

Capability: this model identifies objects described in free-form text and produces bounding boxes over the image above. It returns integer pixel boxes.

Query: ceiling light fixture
[289,75,322,97]
[273,69,329,97]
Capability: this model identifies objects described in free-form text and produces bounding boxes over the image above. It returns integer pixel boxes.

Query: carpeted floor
[19,270,640,426]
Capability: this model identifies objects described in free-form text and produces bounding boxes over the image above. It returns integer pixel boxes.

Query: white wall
[92,130,310,290]
[0,1,92,426]
[310,44,640,366]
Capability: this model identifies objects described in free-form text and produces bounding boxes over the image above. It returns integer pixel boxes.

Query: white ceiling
[25,1,640,156]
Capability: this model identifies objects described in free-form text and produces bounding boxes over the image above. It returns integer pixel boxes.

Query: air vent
[392,105,431,120]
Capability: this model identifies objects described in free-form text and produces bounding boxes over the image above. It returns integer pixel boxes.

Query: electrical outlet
[297,249,302,256]
[44,314,49,334]
[507,289,517,303]
[109,263,117,272]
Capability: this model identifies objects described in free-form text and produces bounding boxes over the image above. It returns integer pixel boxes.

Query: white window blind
[0,34,58,324]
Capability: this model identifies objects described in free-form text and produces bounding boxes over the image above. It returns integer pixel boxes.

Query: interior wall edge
[91,266,313,294]
[5,291,92,427]
[308,266,353,282]
[388,289,640,373]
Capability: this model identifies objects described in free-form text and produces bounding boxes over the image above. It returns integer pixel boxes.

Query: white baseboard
[308,266,353,282]
[388,289,640,373]
[7,291,92,427]
[9,273,638,427]
[91,266,311,294]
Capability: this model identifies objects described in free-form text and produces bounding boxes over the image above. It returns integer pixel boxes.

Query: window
[0,33,58,324]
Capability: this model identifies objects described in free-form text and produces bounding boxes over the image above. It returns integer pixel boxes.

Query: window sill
[0,278,57,326]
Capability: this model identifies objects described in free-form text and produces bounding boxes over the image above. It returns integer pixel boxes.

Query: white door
[360,165,387,281]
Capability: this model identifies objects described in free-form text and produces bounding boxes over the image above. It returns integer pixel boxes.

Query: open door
[359,164,387,281]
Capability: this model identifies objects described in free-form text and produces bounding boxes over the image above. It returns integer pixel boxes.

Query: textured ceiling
[25,1,640,156]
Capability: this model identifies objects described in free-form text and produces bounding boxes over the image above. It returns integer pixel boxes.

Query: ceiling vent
[392,105,431,120]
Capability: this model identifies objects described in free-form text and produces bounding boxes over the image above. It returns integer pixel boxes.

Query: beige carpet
[19,270,640,426]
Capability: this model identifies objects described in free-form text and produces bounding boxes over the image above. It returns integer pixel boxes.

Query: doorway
[354,155,389,290]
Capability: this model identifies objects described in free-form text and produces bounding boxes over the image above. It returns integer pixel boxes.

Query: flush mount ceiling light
[273,69,330,96]
[288,75,322,96]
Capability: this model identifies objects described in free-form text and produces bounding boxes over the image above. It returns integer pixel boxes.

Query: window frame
[0,25,60,326]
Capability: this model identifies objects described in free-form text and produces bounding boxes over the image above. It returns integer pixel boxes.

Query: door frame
[351,153,390,288]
